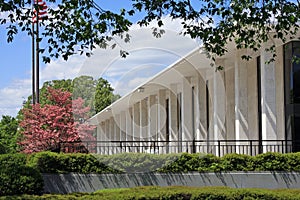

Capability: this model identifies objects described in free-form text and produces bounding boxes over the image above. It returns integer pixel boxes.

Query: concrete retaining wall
[42,172,300,194]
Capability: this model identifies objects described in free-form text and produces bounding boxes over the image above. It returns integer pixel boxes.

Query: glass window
[284,41,300,151]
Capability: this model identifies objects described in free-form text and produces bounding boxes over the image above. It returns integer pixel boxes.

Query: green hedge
[27,151,117,174]
[0,154,43,196]
[26,151,300,173]
[3,152,300,196]
[1,186,300,199]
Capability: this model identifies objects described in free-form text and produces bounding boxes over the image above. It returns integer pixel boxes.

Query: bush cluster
[0,154,43,196]
[27,151,117,174]
[24,151,300,173]
[2,151,300,196]
[159,152,300,172]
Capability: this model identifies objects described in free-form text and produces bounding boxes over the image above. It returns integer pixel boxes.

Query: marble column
[235,50,249,154]
[105,119,110,154]
[260,45,277,152]
[275,46,285,141]
[197,72,208,153]
[109,117,115,154]
[224,61,235,140]
[182,77,193,153]
[133,102,141,152]
[140,98,148,150]
[114,114,121,153]
[120,111,126,153]
[126,107,133,152]
[149,95,157,140]
[214,60,226,156]
[98,122,105,154]
[158,89,166,153]
[170,84,178,153]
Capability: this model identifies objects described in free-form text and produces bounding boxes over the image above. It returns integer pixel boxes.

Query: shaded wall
[43,172,300,194]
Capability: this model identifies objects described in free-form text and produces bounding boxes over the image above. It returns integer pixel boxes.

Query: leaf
[120,50,129,58]
[111,43,117,49]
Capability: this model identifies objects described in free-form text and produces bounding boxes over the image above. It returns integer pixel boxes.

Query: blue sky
[0,1,134,87]
[0,1,200,118]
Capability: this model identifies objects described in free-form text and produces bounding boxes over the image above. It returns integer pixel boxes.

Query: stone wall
[43,172,300,194]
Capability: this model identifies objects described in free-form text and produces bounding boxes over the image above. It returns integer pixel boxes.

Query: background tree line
[0,76,120,154]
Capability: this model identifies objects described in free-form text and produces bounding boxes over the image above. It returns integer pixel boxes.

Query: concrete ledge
[42,172,300,194]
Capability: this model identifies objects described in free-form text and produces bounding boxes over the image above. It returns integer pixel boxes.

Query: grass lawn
[1,186,300,199]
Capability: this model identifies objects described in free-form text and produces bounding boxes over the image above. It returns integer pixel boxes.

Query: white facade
[89,39,300,156]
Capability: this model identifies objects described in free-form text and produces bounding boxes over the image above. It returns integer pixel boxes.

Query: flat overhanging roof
[88,47,213,125]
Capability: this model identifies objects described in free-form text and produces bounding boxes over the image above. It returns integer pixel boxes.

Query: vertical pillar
[148,95,157,152]
[224,61,235,140]
[109,117,115,154]
[100,122,106,154]
[158,89,166,153]
[140,98,148,152]
[140,98,148,140]
[105,119,110,154]
[149,95,157,140]
[198,71,208,153]
[97,122,104,154]
[193,76,200,141]
[214,60,226,156]
[275,46,285,140]
[177,92,183,152]
[207,71,214,153]
[261,45,277,152]
[182,77,193,153]
[170,84,178,153]
[235,51,249,154]
[115,114,121,153]
[126,107,133,152]
[133,102,140,152]
[120,111,126,153]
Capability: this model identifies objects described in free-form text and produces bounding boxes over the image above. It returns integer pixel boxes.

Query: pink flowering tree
[19,87,95,153]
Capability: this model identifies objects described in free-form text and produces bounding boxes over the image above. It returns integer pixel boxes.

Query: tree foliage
[0,0,132,62]
[39,79,73,105]
[94,77,118,113]
[72,75,96,114]
[1,0,300,64]
[19,87,95,153]
[131,0,300,63]
[22,76,119,116]
[0,115,19,154]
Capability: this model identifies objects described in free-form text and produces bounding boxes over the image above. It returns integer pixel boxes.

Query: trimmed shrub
[158,153,222,172]
[28,151,116,173]
[285,152,300,171]
[25,151,300,174]
[221,153,254,171]
[153,153,197,172]
[253,152,289,171]
[27,151,62,173]
[94,153,179,173]
[198,154,222,172]
[0,154,43,196]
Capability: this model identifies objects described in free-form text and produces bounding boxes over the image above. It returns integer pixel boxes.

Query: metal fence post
[218,140,221,156]
[250,140,253,156]
[192,139,196,153]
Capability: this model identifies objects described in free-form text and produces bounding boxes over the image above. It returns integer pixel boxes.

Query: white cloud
[0,16,200,118]
[78,16,200,96]
[41,55,83,82]
[0,79,31,117]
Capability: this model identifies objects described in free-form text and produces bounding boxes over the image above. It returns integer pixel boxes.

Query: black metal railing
[60,139,298,156]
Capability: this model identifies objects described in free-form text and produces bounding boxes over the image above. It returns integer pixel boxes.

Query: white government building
[89,38,300,156]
